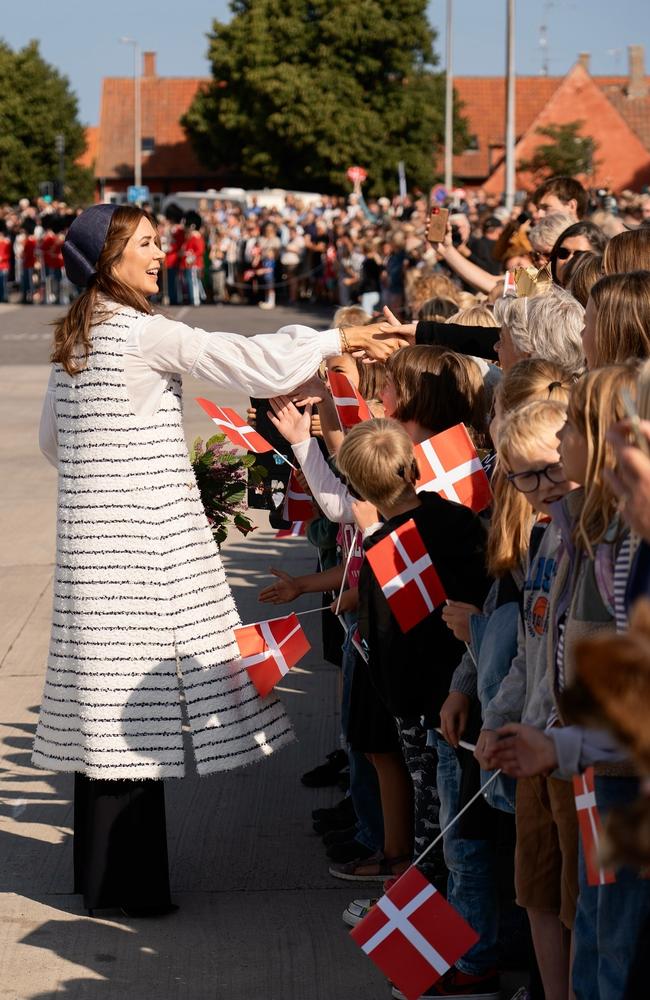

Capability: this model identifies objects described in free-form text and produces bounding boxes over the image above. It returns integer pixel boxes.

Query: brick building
[82,46,650,203]
[453,46,650,193]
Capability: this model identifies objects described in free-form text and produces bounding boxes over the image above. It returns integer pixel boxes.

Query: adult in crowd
[35,203,405,917]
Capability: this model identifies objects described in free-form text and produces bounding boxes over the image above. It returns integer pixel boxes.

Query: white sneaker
[341,897,377,928]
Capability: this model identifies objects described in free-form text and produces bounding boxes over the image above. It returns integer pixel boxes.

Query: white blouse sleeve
[38,367,58,468]
[132,314,342,398]
[291,437,354,524]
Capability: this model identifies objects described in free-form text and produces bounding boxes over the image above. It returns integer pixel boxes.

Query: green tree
[518,120,599,181]
[0,39,94,203]
[183,0,468,194]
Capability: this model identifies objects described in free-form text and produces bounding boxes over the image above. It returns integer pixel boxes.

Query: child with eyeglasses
[473,398,580,1000]
[487,363,650,1000]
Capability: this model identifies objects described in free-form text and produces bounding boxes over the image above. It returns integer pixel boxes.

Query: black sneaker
[301,749,348,787]
[322,825,358,847]
[326,840,376,863]
[312,796,355,824]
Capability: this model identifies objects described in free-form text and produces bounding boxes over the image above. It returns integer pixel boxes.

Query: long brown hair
[566,363,640,555]
[589,271,650,368]
[603,228,650,275]
[52,206,158,375]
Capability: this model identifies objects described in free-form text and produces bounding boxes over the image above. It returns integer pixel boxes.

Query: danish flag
[366,519,446,632]
[195,398,274,453]
[573,767,616,887]
[283,470,315,521]
[327,371,372,429]
[275,522,307,538]
[414,424,491,513]
[350,867,479,1000]
[234,613,310,698]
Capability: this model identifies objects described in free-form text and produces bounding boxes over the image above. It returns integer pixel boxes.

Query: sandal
[329,852,411,882]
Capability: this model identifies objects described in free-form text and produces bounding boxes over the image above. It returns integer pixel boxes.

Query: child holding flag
[336,419,493,997]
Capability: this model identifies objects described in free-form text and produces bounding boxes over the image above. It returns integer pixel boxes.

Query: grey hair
[494,287,585,371]
[527,288,585,370]
[528,211,575,253]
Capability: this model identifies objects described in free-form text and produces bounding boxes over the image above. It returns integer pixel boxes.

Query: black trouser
[74,774,171,911]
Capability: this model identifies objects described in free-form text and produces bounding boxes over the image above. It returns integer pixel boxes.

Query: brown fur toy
[568,598,650,867]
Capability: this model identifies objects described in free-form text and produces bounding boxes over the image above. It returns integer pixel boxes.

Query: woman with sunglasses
[549,221,609,286]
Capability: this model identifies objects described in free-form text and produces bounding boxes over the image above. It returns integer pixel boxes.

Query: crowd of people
[2,181,650,310]
[247,175,650,1000]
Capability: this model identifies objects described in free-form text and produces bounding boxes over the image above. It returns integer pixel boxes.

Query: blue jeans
[341,616,383,853]
[435,734,499,975]
[572,775,650,1000]
[0,269,7,302]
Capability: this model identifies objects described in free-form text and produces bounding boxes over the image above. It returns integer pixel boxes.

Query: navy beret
[63,204,119,288]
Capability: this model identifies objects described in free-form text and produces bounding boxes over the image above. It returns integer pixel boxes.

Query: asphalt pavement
[0,302,389,1000]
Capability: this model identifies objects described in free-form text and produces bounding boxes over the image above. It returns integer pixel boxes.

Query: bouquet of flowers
[190,434,267,546]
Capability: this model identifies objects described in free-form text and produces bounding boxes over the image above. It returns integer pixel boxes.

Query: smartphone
[427,206,449,244]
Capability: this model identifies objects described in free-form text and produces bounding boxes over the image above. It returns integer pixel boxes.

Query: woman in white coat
[36,203,403,916]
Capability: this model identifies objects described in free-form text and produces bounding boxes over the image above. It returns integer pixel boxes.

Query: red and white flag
[234,613,310,698]
[275,522,307,538]
[282,470,315,521]
[365,519,446,632]
[195,397,274,453]
[350,867,479,1000]
[414,424,491,513]
[327,371,372,429]
[573,767,616,887]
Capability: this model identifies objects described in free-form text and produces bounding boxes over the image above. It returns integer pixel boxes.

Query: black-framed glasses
[506,462,566,494]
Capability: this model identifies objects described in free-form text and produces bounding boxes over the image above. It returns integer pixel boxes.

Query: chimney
[577,52,590,73]
[628,45,647,99]
[142,51,156,77]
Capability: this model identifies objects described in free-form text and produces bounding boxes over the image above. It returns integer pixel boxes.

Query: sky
[3,0,650,125]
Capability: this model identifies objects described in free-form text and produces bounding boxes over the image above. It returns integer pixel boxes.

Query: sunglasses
[556,247,588,262]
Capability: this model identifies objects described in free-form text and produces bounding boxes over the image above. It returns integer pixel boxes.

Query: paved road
[0,304,389,1000]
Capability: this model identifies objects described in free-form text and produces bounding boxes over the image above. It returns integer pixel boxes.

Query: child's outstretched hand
[441,600,482,643]
[259,568,301,605]
[268,396,312,446]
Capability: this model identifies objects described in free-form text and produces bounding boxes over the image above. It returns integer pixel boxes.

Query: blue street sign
[127,185,150,203]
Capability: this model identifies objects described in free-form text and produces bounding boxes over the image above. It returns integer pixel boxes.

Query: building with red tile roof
[83,47,650,203]
[454,47,650,194]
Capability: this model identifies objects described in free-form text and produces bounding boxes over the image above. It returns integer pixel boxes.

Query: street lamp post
[120,36,142,189]
[444,0,454,194]
[505,0,516,212]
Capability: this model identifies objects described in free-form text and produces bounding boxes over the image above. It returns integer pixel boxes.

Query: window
[142,137,155,154]
[467,134,480,151]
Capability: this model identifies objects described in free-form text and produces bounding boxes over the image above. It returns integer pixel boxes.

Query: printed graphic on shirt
[524,554,557,638]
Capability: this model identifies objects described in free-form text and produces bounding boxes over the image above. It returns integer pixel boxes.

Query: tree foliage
[0,39,94,203]
[518,120,600,181]
[183,0,468,194]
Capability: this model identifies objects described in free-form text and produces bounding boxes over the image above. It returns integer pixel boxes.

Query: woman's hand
[380,305,417,341]
[439,691,470,748]
[351,499,379,531]
[268,396,312,445]
[259,568,303,605]
[441,601,481,643]
[246,405,256,428]
[474,729,498,770]
[343,323,410,362]
[488,723,558,777]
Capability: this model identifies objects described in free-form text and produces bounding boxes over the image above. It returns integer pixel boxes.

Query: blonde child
[490,364,650,1000]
